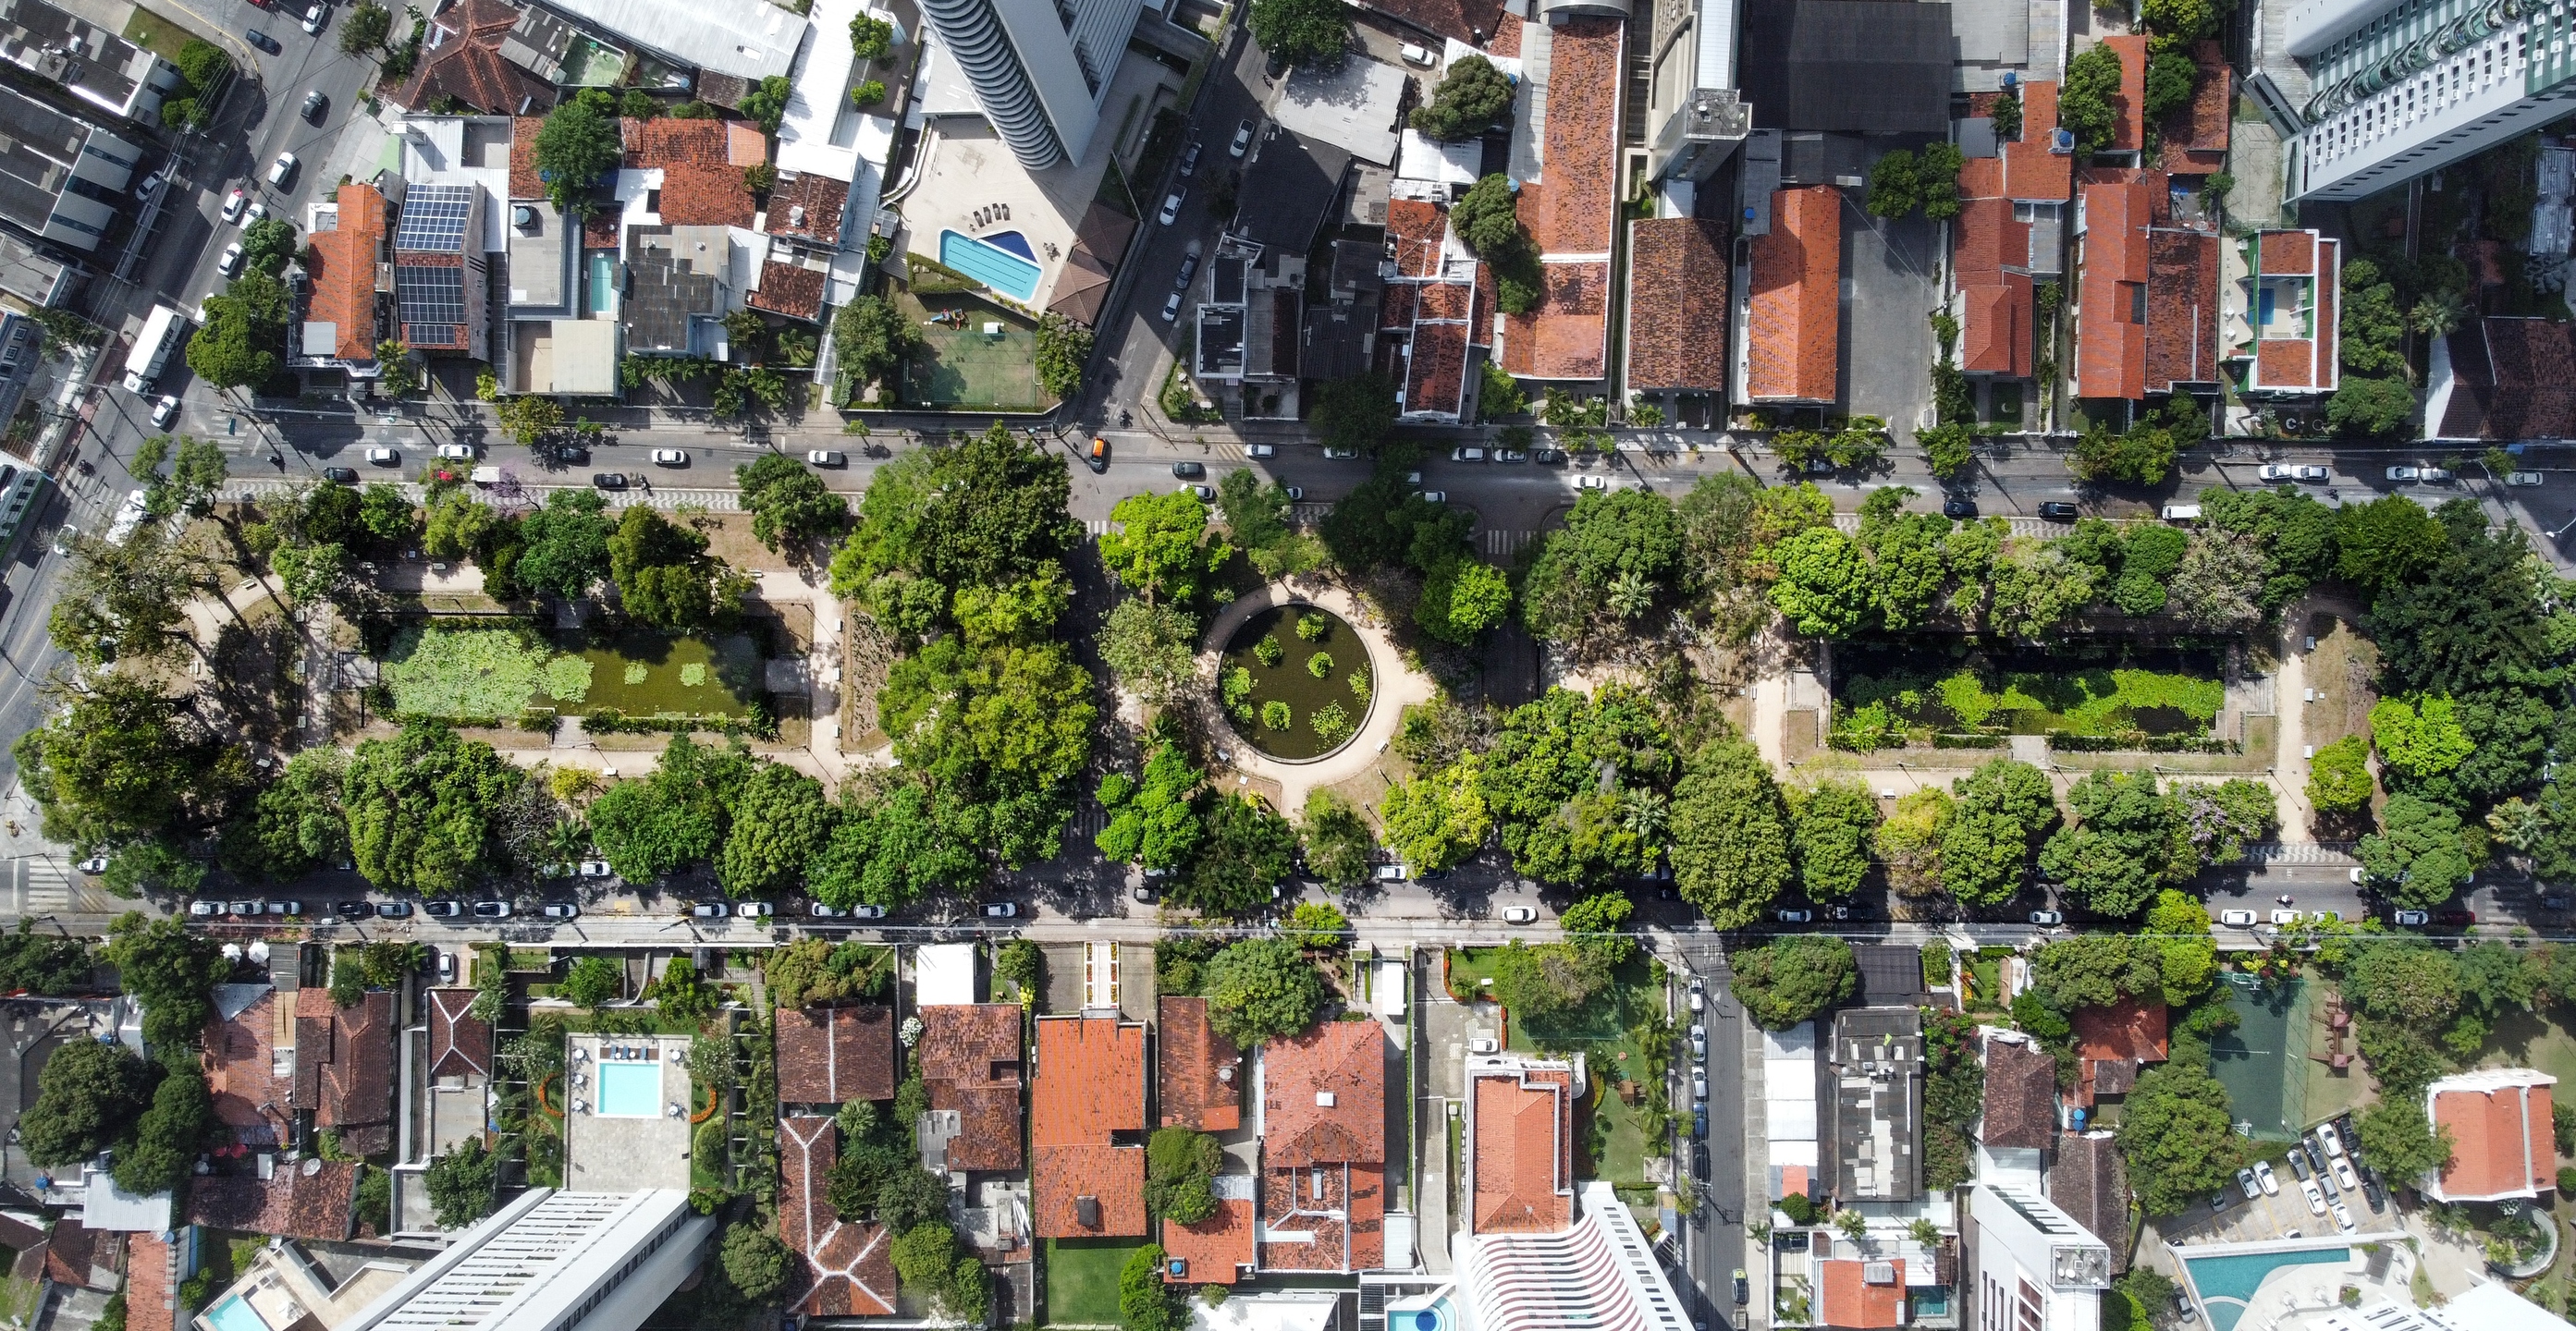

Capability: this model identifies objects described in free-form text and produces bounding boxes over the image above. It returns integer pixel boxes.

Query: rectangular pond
[379,620,768,721]
[1832,639,2228,748]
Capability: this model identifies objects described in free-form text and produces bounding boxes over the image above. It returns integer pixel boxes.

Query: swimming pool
[595,1059,663,1117]
[938,229,1043,302]
[984,229,1036,262]
[2186,1247,2351,1331]
[203,1295,271,1331]
[1388,1296,1456,1331]
[586,250,618,314]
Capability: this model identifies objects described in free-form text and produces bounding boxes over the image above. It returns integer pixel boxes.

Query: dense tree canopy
[1943,759,2056,907]
[1477,687,1675,887]
[342,724,524,895]
[1409,55,1514,140]
[1200,938,1324,1046]
[16,676,209,850]
[1670,739,1794,928]
[737,453,848,554]
[1730,934,1857,1028]
[2117,1062,2245,1215]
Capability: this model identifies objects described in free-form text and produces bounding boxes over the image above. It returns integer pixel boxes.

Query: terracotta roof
[1955,197,2033,377]
[1380,284,1419,333]
[1627,216,1730,391]
[427,988,490,1081]
[2104,35,2150,152]
[1820,1258,1907,1328]
[1258,1021,1387,1273]
[321,990,396,1154]
[2431,1073,2556,1201]
[2247,232,2340,393]
[915,1005,1024,1172]
[2074,176,2153,399]
[583,211,619,248]
[751,261,827,322]
[1032,1016,1147,1238]
[1161,1193,1256,1284]
[2047,1131,2129,1269]
[1407,321,1471,418]
[2159,41,2231,168]
[765,170,847,244]
[2146,226,2219,391]
[1469,1064,1572,1236]
[182,1162,359,1241]
[292,987,332,1110]
[779,1117,897,1316]
[125,1231,176,1331]
[622,118,758,227]
[1158,996,1242,1132]
[1529,18,1620,256]
[776,1006,895,1105]
[1984,79,2070,202]
[509,116,545,199]
[1500,261,1611,380]
[1746,187,1841,402]
[387,0,557,116]
[2263,231,2314,270]
[1979,1035,2058,1149]
[1354,0,1503,44]
[41,1219,113,1291]
[305,184,388,362]
[2436,316,2576,439]
[2073,998,2167,1064]
[1388,199,1446,278]
[204,988,288,1143]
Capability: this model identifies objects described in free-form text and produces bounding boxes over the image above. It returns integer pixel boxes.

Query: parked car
[245,201,268,226]
[2271,909,2300,924]
[332,901,372,920]
[48,523,72,556]
[1468,1036,1499,1055]
[982,901,1018,918]
[1322,446,1358,459]
[301,2,325,32]
[853,905,888,920]
[366,446,399,465]
[1374,863,1408,881]
[2237,1167,2261,1200]
[1175,250,1201,290]
[577,860,612,877]
[215,242,243,276]
[592,472,628,489]
[1159,291,1182,322]
[437,443,474,460]
[690,902,727,919]
[806,449,846,467]
[1230,118,1256,156]
[1533,448,1566,463]
[2038,502,2080,520]
[2030,910,2064,925]
[2394,909,2430,925]
[375,901,412,918]
[1191,483,1215,501]
[2387,465,2423,482]
[1501,905,1538,923]
[1695,1107,1710,1140]
[321,466,358,482]
[1943,496,1979,519]
[266,152,297,187]
[227,899,258,916]
[245,29,280,52]
[2288,1149,2312,1181]
[188,900,217,917]
[1692,1071,1710,1100]
[1688,978,1704,1012]
[2435,910,2476,925]
[222,188,246,223]
[1158,191,1184,225]
[1420,490,1445,504]
[2300,1179,2328,1216]
[1171,460,1206,479]
[1452,446,1486,462]
[541,902,579,919]
[1178,141,1202,177]
[2548,895,2572,910]
[2318,1123,2346,1157]
[2254,1160,2280,1195]
[436,951,455,980]
[2294,464,2330,481]
[2218,909,2257,926]
[1774,908,1811,923]
[2422,466,2455,482]
[1400,41,1436,63]
[423,900,462,918]
[2332,1156,2360,1191]
[1245,444,1275,458]
[2331,1198,2356,1232]
[1575,474,1612,491]
[1689,1023,1707,1060]
[1496,449,1528,462]
[2301,1136,2330,1176]
[2509,471,2546,486]
[2349,866,2368,885]
[1735,1271,1750,1307]
[465,900,507,918]
[736,901,772,918]
[650,447,688,466]
[301,90,326,120]
[2258,464,2301,482]
[2211,1190,2233,1213]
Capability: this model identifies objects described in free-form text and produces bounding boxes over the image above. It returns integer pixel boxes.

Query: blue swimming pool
[203,1295,269,1331]
[586,250,618,313]
[595,1059,662,1117]
[2187,1247,2351,1331]
[938,229,1043,302]
[984,229,1036,262]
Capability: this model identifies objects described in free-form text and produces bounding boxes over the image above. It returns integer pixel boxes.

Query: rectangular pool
[595,1060,663,1118]
[586,250,618,314]
[938,229,1043,302]
[203,1295,271,1331]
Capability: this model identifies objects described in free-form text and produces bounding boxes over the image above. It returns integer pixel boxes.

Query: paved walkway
[1194,577,1436,814]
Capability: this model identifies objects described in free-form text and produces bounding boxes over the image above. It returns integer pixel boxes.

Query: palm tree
[2410,289,2469,339]
[1618,788,1668,845]
[542,816,590,866]
[1608,569,1655,619]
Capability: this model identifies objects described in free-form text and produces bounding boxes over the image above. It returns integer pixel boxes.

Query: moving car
[437,443,474,459]
[651,447,688,466]
[215,242,243,276]
[423,900,462,918]
[805,449,846,467]
[2218,909,2257,926]
[321,466,358,482]
[2300,1179,2328,1216]
[1943,496,1979,519]
[472,900,509,918]
[1230,118,1256,156]
[1245,444,1274,458]
[151,395,180,429]
[541,902,580,919]
[2254,1160,2280,1195]
[2435,910,2476,925]
[1322,446,1357,459]
[48,524,71,556]
[736,901,772,918]
[245,29,280,52]
[366,446,399,465]
[1533,448,1566,463]
[73,855,108,874]
[592,472,628,489]
[222,188,247,223]
[375,901,412,918]
[266,152,298,187]
[1575,474,1612,491]
[982,901,1018,918]
[1087,437,1109,472]
[1159,291,1182,322]
[1171,460,1205,479]
[2038,502,2079,520]
[1420,490,1445,504]
[301,3,325,32]
[301,90,326,120]
[2509,471,2546,485]
[1190,483,1215,501]
[1158,191,1183,225]
[2030,910,2064,925]
[1501,905,1538,923]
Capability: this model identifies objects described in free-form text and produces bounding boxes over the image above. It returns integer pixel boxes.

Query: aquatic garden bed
[1219,604,1371,761]
[376,619,770,727]
[1831,639,2227,752]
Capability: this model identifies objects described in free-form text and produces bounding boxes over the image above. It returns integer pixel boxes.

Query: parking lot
[2158,1130,2393,1247]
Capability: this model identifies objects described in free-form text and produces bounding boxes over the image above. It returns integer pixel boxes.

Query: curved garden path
[1196,578,1436,814]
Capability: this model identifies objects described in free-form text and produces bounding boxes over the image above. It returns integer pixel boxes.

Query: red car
[2435,910,2477,926]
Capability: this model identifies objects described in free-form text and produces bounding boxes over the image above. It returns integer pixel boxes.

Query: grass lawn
[1442,950,1663,1189]
[120,7,196,57]
[895,289,1046,410]
[1046,1238,1142,1325]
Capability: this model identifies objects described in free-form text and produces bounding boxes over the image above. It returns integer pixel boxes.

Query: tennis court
[2210,972,2310,1142]
[899,292,1046,410]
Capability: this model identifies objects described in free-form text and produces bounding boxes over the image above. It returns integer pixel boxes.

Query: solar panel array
[396,263,466,347]
[395,184,474,253]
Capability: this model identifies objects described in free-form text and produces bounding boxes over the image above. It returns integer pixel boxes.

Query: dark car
[1171,460,1206,479]
[1532,448,1566,464]
[2361,1167,2388,1212]
[551,445,591,466]
[2038,501,2080,520]
[301,91,326,121]
[2435,910,2477,925]
[1177,141,1202,177]
[1943,496,1979,519]
[374,901,412,918]
[1693,1106,1709,1140]
[333,900,371,919]
[592,472,629,489]
[423,899,462,918]
[246,28,280,51]
[1736,1273,1751,1307]
[321,466,358,482]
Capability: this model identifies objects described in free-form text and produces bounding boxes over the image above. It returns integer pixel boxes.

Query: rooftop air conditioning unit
[790,204,806,226]
[1317,1092,1336,1106]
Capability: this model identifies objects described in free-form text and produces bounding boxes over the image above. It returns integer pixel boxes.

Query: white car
[577,860,612,877]
[1688,978,1704,1012]
[2509,470,2545,486]
[242,200,267,227]
[806,449,846,467]
[651,447,688,466]
[266,152,298,187]
[690,902,727,919]
[1230,118,1256,156]
[301,2,325,32]
[2349,866,2367,885]
[853,904,888,919]
[2394,909,2430,925]
[982,901,1018,918]
[736,901,773,918]
[436,443,475,460]
[541,902,580,919]
[1576,474,1612,491]
[2271,909,2300,924]
[1692,1071,1710,1100]
[1420,490,1446,504]
[188,900,217,917]
[1190,483,1215,501]
[215,242,244,276]
[2258,464,2300,482]
[2301,1178,2328,1216]
[1468,1036,1500,1055]
[1158,192,1183,226]
[2254,1160,2280,1195]
[1159,291,1182,322]
[2237,1167,2261,1200]
[1453,446,1486,461]
[1688,1022,1707,1060]
[1400,41,1436,64]
[221,188,246,224]
[1245,445,1275,458]
[48,523,72,556]
[2332,1198,2356,1232]
[366,446,400,465]
[808,901,850,917]
[2332,1156,2359,1191]
[151,395,180,429]
[77,855,109,874]
[2218,909,2257,927]
[1501,905,1538,923]
[2318,1123,2346,1158]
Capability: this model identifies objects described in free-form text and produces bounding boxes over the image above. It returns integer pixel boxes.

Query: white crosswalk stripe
[1482,529,1539,559]
[2242,841,2361,865]
[1085,519,1114,537]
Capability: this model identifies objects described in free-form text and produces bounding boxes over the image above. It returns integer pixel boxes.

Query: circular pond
[1219,604,1373,761]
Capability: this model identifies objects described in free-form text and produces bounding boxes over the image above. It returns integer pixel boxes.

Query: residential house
[914,1004,1024,1173]
[2424,1068,2556,1203]
[182,1161,361,1242]
[1625,215,1730,401]
[386,0,567,115]
[2429,318,2576,440]
[2073,168,2219,403]
[394,182,491,360]
[775,1005,895,1107]
[204,984,290,1147]
[1380,191,1488,422]
[1495,17,1622,385]
[779,1117,897,1316]
[295,988,396,1156]
[1743,185,1841,405]
[1158,996,1242,1132]
[1977,1034,2058,1154]
[1258,1020,1386,1273]
[1952,79,2069,386]
[125,1230,178,1331]
[2068,997,2164,1109]
[427,988,493,1086]
[2233,228,2341,397]
[295,182,393,378]
[2159,42,2231,174]
[2046,1130,2129,1272]
[1819,1257,1909,1329]
[2099,35,2151,158]
[1032,1015,1147,1239]
[37,1217,120,1295]
[1465,1056,1573,1237]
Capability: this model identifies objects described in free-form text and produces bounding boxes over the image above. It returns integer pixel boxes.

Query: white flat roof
[915,944,977,1005]
[537,0,808,81]
[1271,55,1406,166]
[80,1165,169,1233]
[775,0,900,183]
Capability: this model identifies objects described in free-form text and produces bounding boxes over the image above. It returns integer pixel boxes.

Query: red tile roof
[41,1219,112,1292]
[765,170,847,244]
[2001,80,2071,201]
[2261,230,2314,270]
[2075,176,2154,399]
[320,990,396,1154]
[776,1006,895,1105]
[1033,1016,1147,1239]
[388,0,557,116]
[1258,1021,1387,1272]
[2145,226,2219,391]
[427,988,490,1081]
[1954,196,2033,377]
[623,118,757,227]
[1747,187,1841,402]
[1468,1064,1572,1236]
[1979,1035,2059,1150]
[2074,997,2168,1063]
[2104,35,2150,153]
[1388,199,1447,278]
[2247,232,2340,393]
[751,261,827,322]
[916,1005,1024,1173]
[1500,261,1610,380]
[1161,1195,1256,1284]
[2432,1074,2557,1200]
[1407,321,1471,418]
[1529,18,1620,256]
[2160,42,2231,168]
[779,1117,897,1315]
[306,184,388,361]
[1380,283,1419,334]
[1820,1258,1908,1328]
[205,989,288,1144]
[182,1162,359,1241]
[1627,216,1730,391]
[509,116,545,199]
[125,1231,175,1331]
[1159,996,1242,1132]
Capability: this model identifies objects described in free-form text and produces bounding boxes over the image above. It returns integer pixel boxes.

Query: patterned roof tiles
[2075,176,2154,399]
[1746,187,1841,402]
[776,1005,895,1105]
[1469,1065,1572,1236]
[779,1117,897,1316]
[750,259,827,322]
[1626,216,1729,391]
[1032,1017,1147,1239]
[426,987,490,1081]
[388,0,557,116]
[916,1005,1024,1173]
[305,184,387,362]
[1158,996,1241,1132]
[181,1163,358,1242]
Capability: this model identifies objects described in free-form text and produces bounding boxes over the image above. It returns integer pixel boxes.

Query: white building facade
[340,1190,717,1331]
[1968,1185,2109,1331]
[2286,0,2576,201]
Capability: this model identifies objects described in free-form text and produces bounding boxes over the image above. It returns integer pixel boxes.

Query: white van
[2160,503,2202,523]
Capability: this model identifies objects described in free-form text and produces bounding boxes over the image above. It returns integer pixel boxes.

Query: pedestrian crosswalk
[1085,519,1114,538]
[1481,529,1539,559]
[2243,841,2361,865]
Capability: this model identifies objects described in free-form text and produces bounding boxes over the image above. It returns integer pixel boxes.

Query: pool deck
[2170,1236,2406,1331]
[562,1034,694,1191]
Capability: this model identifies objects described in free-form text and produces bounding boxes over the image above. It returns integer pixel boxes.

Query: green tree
[533,90,621,214]
[514,488,616,600]
[1095,743,1205,872]
[2058,42,2123,153]
[2144,49,2199,122]
[1521,488,1686,643]
[338,0,391,51]
[15,675,205,850]
[1417,556,1514,643]
[1285,899,1351,949]
[2040,770,2182,919]
[1182,793,1300,916]
[2328,376,2416,438]
[1490,938,1612,1022]
[2356,1095,2456,1189]
[1146,1127,1223,1223]
[1476,687,1674,888]
[18,1040,152,1167]
[718,762,832,898]
[1943,759,2056,907]
[239,216,298,277]
[1200,938,1323,1046]
[421,491,496,563]
[1731,935,1858,1029]
[2117,1063,2245,1215]
[1098,597,1200,705]
[1768,527,1874,637]
[608,506,736,629]
[560,956,622,1007]
[831,295,921,392]
[2358,794,2476,908]
[1309,372,1400,456]
[2371,695,2476,779]
[587,737,750,882]
[1559,891,1636,967]
[1301,789,1377,891]
[1865,148,1920,218]
[112,1066,209,1195]
[1120,1243,1183,1331]
[736,452,848,554]
[1788,779,1880,900]
[1100,489,1232,604]
[1034,311,1094,398]
[186,287,282,389]
[104,913,230,1057]
[424,1138,497,1227]
[342,724,523,895]
[738,74,791,131]
[1410,55,1515,140]
[719,1222,792,1303]
[2069,414,2180,486]
[2335,495,2450,598]
[1920,141,1965,220]
[1381,758,1490,872]
[1874,788,1953,897]
[1247,0,1349,66]
[1670,739,1794,928]
[1920,422,1975,481]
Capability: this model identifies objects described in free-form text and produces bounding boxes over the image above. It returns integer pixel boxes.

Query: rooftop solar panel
[395,263,465,336]
[395,184,473,253]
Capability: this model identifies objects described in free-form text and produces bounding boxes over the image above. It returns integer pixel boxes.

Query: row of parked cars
[2218,1114,2386,1234]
